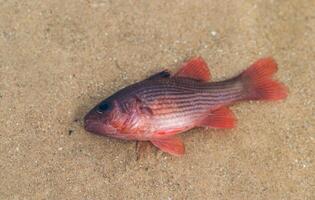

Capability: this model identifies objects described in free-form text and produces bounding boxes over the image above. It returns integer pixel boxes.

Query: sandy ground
[0,0,314,199]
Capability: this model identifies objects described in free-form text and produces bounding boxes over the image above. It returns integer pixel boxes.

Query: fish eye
[97,101,111,113]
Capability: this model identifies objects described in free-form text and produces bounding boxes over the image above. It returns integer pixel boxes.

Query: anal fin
[198,107,236,129]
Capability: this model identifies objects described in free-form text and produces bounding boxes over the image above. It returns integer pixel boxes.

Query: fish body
[84,57,287,155]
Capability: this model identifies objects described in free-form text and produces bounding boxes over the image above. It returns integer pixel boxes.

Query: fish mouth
[83,112,104,134]
[84,119,102,134]
[84,117,117,136]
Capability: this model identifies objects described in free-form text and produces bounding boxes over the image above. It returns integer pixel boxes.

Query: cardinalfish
[84,57,287,156]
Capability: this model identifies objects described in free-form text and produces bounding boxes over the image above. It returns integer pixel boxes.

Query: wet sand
[0,0,314,199]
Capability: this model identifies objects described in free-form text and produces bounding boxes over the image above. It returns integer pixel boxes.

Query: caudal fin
[241,57,288,101]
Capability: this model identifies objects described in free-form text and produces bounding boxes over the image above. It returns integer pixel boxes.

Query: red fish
[84,57,287,156]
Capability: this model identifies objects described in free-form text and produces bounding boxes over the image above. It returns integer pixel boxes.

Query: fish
[84,57,287,156]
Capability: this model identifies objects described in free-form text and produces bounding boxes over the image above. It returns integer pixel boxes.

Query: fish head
[84,98,129,137]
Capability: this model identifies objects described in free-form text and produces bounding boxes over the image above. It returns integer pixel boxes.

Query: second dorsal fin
[175,57,211,81]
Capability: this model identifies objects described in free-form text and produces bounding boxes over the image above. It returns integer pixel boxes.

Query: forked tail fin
[240,57,288,101]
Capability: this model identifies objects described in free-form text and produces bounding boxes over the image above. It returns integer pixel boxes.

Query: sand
[0,0,314,199]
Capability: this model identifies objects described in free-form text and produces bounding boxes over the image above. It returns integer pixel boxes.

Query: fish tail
[240,57,288,101]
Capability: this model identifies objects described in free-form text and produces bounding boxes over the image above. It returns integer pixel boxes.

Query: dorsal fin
[146,70,171,80]
[175,57,211,81]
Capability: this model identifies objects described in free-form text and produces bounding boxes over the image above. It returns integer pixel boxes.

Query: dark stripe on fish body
[137,83,242,98]
[121,76,245,119]
[144,89,243,104]
[148,91,243,107]
[148,95,241,111]
[151,92,244,116]
[152,96,235,111]
[145,89,243,102]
